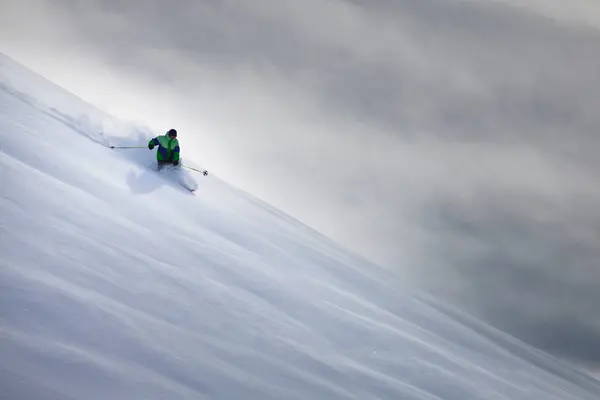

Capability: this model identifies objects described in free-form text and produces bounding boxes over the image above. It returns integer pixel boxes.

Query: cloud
[2,0,600,370]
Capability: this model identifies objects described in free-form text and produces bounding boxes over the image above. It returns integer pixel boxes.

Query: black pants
[157,159,175,170]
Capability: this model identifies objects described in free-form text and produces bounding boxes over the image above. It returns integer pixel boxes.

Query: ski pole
[109,146,147,149]
[183,165,209,176]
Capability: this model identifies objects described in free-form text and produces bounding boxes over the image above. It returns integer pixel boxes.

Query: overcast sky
[2,0,600,376]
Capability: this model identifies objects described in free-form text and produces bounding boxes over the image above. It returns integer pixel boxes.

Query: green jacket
[149,134,180,162]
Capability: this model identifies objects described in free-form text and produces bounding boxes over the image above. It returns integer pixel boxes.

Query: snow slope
[1,53,599,400]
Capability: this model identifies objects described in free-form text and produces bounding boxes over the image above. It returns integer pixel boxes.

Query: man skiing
[148,129,180,169]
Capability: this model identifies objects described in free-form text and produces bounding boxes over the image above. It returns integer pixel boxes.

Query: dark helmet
[167,129,177,137]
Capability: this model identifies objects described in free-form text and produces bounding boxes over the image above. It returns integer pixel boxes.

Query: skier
[148,129,180,169]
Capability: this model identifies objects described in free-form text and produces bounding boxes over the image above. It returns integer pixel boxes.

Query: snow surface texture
[1,53,599,400]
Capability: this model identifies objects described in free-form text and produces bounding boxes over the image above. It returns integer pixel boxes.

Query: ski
[183,186,196,195]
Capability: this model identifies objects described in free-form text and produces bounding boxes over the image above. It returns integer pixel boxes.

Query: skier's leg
[157,160,169,171]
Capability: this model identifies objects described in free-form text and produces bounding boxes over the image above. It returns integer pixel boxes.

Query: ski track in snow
[1,52,600,400]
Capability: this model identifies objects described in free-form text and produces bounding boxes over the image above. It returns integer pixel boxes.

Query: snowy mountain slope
[1,53,599,400]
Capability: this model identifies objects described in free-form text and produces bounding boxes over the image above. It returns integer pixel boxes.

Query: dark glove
[172,160,179,166]
[148,144,154,150]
